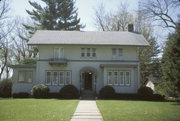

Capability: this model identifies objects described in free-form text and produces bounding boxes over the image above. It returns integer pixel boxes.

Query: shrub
[0,79,12,98]
[13,92,30,98]
[48,93,61,98]
[151,94,165,101]
[31,84,49,98]
[99,86,115,99]
[59,85,79,99]
[138,86,153,96]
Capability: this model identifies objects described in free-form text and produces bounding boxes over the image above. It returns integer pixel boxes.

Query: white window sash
[65,71,71,85]
[46,71,52,85]
[107,71,113,85]
[114,71,118,85]
[52,71,58,85]
[125,71,130,86]
[119,71,124,86]
[59,71,64,85]
[118,48,123,56]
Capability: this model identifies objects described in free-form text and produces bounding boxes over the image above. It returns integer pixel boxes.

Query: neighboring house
[10,28,149,94]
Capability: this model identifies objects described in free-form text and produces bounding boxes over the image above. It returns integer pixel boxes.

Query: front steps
[81,90,95,100]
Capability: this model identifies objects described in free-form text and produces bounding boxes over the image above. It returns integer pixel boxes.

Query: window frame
[65,71,72,85]
[87,48,91,57]
[107,71,113,85]
[92,48,96,57]
[114,71,118,85]
[59,71,64,85]
[18,70,33,83]
[46,71,52,85]
[52,71,59,85]
[81,48,85,57]
[54,47,64,59]
[124,71,131,86]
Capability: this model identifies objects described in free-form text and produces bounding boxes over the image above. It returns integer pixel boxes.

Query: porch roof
[100,64,138,68]
[8,64,36,68]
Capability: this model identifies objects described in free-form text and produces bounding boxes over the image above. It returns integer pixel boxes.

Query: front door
[84,72,92,90]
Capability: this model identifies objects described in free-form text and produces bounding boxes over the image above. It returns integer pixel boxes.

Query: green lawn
[0,99,79,121]
[97,100,180,121]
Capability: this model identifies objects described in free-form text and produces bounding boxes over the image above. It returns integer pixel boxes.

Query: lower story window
[46,70,72,85]
[107,70,131,86]
[18,71,33,83]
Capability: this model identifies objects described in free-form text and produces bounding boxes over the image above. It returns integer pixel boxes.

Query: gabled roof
[28,30,149,46]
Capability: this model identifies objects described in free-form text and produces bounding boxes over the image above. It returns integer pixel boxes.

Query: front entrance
[84,72,93,90]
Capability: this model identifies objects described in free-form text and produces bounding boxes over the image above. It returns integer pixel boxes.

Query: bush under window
[59,85,79,99]
[0,79,12,98]
[13,92,30,98]
[31,84,49,98]
[99,86,115,99]
[138,86,153,96]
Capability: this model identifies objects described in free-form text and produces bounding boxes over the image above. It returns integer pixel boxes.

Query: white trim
[46,71,52,85]
[107,71,113,85]
[52,71,58,85]
[59,71,64,85]
[114,71,118,85]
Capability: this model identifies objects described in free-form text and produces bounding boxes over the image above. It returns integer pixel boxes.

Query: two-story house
[10,29,149,95]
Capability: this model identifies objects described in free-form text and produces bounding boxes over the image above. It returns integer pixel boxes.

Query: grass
[96,100,180,121]
[0,99,79,121]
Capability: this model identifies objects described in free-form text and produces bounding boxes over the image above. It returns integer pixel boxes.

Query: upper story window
[18,71,33,83]
[54,47,64,59]
[81,48,96,57]
[112,48,123,56]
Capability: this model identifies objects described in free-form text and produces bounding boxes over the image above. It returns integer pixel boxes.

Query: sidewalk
[70,100,103,121]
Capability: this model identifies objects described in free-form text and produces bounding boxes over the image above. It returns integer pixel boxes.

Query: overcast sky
[11,0,139,31]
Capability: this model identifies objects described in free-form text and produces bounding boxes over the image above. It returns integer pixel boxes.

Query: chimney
[128,24,134,32]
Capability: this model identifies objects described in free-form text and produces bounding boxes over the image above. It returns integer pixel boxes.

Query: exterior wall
[12,68,36,93]
[12,44,140,94]
[38,45,138,61]
[36,60,139,93]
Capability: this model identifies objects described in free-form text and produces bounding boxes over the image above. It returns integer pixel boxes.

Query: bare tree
[0,0,12,80]
[139,0,180,29]
[10,17,38,64]
[94,2,133,31]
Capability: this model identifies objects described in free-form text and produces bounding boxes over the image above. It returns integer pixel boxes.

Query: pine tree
[161,24,180,97]
[138,27,160,85]
[26,0,83,30]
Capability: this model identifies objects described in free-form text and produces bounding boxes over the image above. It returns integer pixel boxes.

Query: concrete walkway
[70,100,103,121]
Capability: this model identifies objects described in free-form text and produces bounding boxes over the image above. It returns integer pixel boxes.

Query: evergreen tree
[138,27,160,85]
[26,0,83,30]
[161,24,180,97]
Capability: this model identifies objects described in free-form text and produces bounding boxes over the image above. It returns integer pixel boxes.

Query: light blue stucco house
[10,28,149,95]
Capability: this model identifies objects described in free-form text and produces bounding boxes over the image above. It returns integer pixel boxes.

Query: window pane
[108,71,113,85]
[119,71,124,85]
[54,48,59,58]
[112,48,116,55]
[81,48,85,57]
[87,48,90,57]
[26,71,33,83]
[46,72,51,85]
[59,71,64,85]
[114,71,118,85]
[125,72,130,85]
[60,48,64,58]
[52,72,58,85]
[65,71,71,85]
[19,71,25,82]
[118,48,123,56]
[92,48,96,57]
